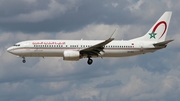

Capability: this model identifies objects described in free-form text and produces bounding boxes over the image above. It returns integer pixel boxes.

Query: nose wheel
[22,57,26,63]
[87,58,93,65]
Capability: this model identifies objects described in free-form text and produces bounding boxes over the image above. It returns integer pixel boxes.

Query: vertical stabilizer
[131,11,172,42]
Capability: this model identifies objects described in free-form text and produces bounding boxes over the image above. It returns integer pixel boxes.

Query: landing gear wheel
[87,58,93,65]
[22,60,26,63]
[22,57,26,63]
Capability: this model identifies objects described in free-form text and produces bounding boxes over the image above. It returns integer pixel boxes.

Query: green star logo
[149,32,157,39]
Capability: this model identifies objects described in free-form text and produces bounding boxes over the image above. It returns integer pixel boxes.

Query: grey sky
[1,0,180,101]
[0,0,138,33]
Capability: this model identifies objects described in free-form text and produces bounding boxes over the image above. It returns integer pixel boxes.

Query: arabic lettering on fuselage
[32,42,66,45]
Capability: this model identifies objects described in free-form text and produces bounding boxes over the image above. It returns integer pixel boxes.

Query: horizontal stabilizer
[153,40,173,46]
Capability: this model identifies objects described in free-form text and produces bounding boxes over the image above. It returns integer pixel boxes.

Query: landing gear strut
[22,57,26,63]
[87,56,93,65]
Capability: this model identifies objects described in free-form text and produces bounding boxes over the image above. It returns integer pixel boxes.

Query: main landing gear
[87,56,93,65]
[22,57,26,63]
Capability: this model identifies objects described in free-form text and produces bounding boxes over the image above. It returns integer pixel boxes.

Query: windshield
[13,44,20,46]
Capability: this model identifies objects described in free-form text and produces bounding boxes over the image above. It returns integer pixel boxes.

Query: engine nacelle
[63,50,80,61]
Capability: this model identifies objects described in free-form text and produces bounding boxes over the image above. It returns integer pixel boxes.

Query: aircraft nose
[7,47,10,52]
[7,47,13,53]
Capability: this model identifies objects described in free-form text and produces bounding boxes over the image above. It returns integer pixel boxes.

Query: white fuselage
[7,40,162,58]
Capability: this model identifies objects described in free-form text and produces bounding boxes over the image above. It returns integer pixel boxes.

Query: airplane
[7,11,173,65]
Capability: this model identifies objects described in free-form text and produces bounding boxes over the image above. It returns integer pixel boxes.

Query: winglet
[109,28,117,39]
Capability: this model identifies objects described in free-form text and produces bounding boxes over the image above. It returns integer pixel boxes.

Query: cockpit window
[13,44,20,46]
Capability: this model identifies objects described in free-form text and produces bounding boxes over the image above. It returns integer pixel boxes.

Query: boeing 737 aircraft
[7,11,173,65]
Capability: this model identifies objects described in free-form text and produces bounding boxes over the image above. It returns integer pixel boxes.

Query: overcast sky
[1,0,180,101]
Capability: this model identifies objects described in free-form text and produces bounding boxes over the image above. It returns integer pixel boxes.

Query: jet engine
[63,50,80,61]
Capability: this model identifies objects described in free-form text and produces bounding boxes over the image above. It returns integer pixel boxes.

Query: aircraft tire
[87,59,93,65]
[22,60,26,63]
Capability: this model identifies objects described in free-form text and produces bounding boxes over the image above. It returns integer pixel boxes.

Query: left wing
[80,29,117,57]
[80,38,114,56]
